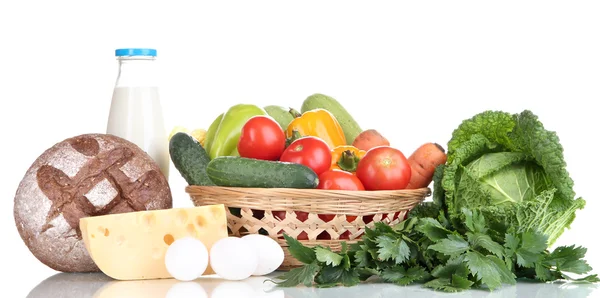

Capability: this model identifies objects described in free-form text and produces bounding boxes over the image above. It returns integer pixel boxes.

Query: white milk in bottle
[106,48,169,178]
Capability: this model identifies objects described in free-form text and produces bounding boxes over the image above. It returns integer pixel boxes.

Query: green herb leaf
[535,262,554,281]
[342,253,352,270]
[356,267,380,281]
[452,274,475,290]
[315,266,360,287]
[381,266,430,286]
[521,231,548,254]
[504,231,546,269]
[431,255,469,279]
[560,259,593,275]
[423,277,472,292]
[515,248,541,268]
[284,234,316,264]
[417,218,452,241]
[376,235,411,264]
[274,262,320,287]
[428,234,469,257]
[504,233,520,254]
[462,208,487,234]
[374,221,396,234]
[467,232,504,258]
[545,245,587,267]
[423,278,451,291]
[489,255,517,285]
[395,217,419,232]
[354,249,369,268]
[464,251,515,290]
[364,226,379,240]
[315,247,343,267]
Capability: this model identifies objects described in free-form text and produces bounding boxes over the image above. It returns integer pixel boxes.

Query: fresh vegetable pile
[169,93,445,192]
[272,110,598,292]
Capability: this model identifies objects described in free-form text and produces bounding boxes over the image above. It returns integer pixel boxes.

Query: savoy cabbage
[434,110,585,245]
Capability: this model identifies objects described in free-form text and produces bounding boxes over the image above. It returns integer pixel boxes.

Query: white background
[1,1,599,297]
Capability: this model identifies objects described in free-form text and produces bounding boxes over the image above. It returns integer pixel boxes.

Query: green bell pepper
[203,113,223,153]
[208,104,267,159]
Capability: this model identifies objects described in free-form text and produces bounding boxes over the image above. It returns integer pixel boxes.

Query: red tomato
[318,214,336,222]
[317,231,331,240]
[273,211,309,240]
[272,211,309,222]
[280,137,331,175]
[318,170,365,191]
[339,230,351,240]
[238,116,286,160]
[356,146,411,190]
[296,231,309,241]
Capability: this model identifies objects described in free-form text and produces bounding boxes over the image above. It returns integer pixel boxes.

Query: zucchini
[169,132,215,186]
[264,105,295,130]
[207,156,318,188]
[301,93,362,145]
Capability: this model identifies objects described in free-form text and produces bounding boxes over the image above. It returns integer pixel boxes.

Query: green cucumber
[264,105,295,130]
[206,156,318,188]
[301,93,362,145]
[169,132,215,186]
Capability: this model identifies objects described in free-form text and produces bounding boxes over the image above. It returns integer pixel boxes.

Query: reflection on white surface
[27,272,599,298]
[165,282,208,298]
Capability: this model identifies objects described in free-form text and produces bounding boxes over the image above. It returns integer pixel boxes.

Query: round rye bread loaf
[14,134,172,272]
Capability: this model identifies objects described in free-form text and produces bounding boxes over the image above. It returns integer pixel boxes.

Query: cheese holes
[116,235,126,246]
[186,224,196,237]
[176,210,189,226]
[98,226,110,237]
[143,213,156,228]
[164,234,175,246]
[196,215,206,227]
[211,205,223,219]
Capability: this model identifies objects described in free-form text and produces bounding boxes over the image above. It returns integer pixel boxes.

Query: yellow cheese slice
[80,204,228,280]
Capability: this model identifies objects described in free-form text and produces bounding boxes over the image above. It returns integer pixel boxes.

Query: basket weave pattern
[186,186,430,269]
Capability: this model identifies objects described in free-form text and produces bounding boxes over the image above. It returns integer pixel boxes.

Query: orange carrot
[406,142,447,189]
[352,129,390,151]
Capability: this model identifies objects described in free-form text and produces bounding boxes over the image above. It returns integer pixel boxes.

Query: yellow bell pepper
[286,108,346,149]
[330,145,366,172]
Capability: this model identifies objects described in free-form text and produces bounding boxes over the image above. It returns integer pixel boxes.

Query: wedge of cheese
[80,204,228,280]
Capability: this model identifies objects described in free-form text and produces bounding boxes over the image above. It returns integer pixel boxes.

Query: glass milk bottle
[106,48,169,179]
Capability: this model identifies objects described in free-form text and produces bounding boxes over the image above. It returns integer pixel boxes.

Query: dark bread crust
[14,134,172,272]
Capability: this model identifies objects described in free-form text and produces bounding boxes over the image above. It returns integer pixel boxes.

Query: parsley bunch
[274,209,597,292]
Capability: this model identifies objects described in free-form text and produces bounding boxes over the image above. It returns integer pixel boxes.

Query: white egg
[241,234,284,276]
[165,237,209,281]
[210,237,259,281]
[166,282,208,298]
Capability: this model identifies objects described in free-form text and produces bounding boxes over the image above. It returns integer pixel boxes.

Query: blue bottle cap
[115,48,157,57]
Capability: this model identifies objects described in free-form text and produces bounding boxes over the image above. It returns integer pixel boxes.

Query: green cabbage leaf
[436,110,585,245]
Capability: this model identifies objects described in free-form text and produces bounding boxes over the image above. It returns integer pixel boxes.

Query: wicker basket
[186,185,430,270]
